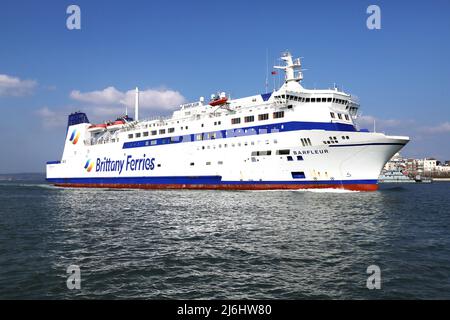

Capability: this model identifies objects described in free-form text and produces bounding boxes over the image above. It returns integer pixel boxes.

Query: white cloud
[35,107,66,128]
[419,122,450,134]
[122,88,186,110]
[0,74,37,96]
[69,86,186,114]
[356,115,406,129]
[70,86,123,105]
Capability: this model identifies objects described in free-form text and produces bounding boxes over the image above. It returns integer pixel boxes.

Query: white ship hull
[47,123,407,191]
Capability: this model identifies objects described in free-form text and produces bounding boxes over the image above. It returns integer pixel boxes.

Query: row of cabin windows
[128,127,176,139]
[251,150,272,156]
[198,138,279,150]
[191,161,224,166]
[276,149,290,155]
[250,149,304,162]
[276,95,348,105]
[127,111,287,140]
[231,111,284,125]
[127,110,288,139]
[330,112,350,121]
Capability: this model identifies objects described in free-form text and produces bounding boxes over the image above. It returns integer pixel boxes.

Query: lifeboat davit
[209,97,228,106]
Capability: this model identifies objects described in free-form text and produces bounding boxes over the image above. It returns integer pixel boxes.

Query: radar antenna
[273,51,303,83]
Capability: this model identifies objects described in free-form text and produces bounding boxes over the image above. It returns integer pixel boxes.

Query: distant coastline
[0,173,46,182]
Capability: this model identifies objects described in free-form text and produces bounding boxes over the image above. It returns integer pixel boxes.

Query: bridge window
[345,114,350,120]
[168,128,175,133]
[135,133,141,138]
[151,130,157,136]
[327,98,332,102]
[330,112,335,118]
[258,113,269,121]
[231,117,241,124]
[338,114,342,120]
[159,129,166,134]
[143,131,149,137]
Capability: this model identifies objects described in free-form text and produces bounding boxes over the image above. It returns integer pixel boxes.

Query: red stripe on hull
[53,183,378,192]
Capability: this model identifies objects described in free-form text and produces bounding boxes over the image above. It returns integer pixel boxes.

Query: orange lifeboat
[209,96,228,106]
[89,123,107,129]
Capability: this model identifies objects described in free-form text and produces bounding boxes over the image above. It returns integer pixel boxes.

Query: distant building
[383,154,450,177]
[405,158,419,174]
[436,165,450,173]
[424,158,438,172]
[383,152,404,171]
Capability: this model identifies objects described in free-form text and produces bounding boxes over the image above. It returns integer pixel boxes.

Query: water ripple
[0,182,449,299]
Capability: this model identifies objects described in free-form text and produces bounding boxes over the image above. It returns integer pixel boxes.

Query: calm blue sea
[0,180,449,299]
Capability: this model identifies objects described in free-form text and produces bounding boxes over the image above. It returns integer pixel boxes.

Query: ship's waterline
[46,52,409,190]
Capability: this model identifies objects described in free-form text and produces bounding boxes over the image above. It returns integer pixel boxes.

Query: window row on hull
[122,121,356,150]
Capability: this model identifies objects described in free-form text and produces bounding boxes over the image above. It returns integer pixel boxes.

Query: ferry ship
[46,52,409,191]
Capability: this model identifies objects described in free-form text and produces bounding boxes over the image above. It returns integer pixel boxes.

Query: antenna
[265,48,269,93]
[374,119,376,132]
[135,87,139,121]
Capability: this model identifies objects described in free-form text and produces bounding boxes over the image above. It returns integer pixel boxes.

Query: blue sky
[1,0,450,173]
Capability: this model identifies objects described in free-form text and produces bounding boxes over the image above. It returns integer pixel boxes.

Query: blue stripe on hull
[46,176,377,185]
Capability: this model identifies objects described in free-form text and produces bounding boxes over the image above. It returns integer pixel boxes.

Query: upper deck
[80,52,360,147]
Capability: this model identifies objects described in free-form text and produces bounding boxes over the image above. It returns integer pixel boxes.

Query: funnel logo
[69,129,80,145]
[84,159,94,172]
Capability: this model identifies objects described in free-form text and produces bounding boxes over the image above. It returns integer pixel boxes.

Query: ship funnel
[135,87,139,121]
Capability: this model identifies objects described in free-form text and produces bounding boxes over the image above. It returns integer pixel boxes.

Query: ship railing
[349,95,360,104]
[86,137,117,146]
